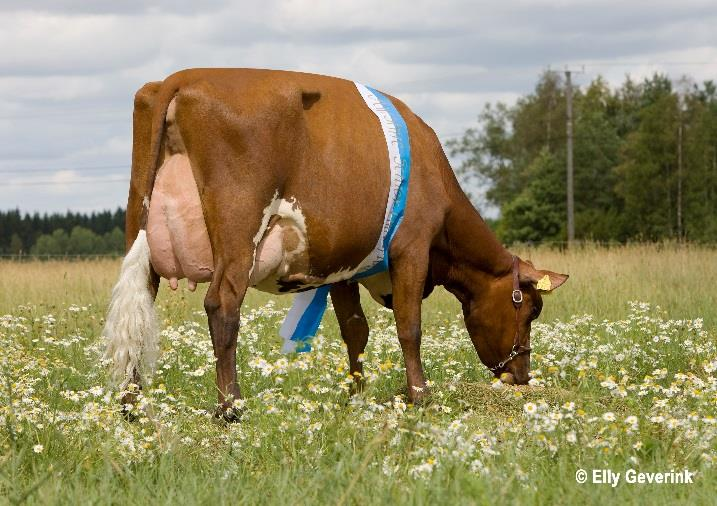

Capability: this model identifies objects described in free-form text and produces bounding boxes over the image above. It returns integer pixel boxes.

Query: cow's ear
[302,90,321,110]
[519,261,568,292]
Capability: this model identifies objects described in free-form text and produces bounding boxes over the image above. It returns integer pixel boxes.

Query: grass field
[1,244,717,505]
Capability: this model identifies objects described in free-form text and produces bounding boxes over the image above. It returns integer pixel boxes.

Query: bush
[30,226,124,256]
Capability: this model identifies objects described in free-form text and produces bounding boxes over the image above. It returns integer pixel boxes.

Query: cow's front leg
[331,281,369,393]
[204,264,248,422]
[389,249,429,404]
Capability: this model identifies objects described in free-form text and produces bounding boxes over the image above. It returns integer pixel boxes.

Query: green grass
[1,244,717,505]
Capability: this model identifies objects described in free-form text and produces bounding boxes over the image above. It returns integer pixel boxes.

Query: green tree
[496,149,565,243]
[9,233,23,254]
[681,81,717,241]
[68,226,103,254]
[573,78,623,240]
[32,229,70,256]
[450,71,625,243]
[614,88,679,239]
[449,71,567,215]
[450,71,717,244]
[102,227,125,254]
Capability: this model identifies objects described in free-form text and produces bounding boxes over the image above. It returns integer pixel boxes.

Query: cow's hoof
[120,389,140,422]
[349,378,366,396]
[408,386,430,405]
[120,404,138,422]
[215,405,242,423]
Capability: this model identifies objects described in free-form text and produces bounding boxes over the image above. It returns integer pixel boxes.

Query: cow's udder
[146,154,214,288]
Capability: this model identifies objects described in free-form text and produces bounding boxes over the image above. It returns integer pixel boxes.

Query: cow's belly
[146,154,328,293]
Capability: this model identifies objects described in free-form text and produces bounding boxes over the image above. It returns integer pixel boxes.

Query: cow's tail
[103,229,159,387]
[103,81,179,388]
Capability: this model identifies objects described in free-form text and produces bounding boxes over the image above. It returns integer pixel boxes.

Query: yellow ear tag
[536,275,552,291]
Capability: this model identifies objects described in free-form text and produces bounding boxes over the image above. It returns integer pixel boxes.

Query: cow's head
[463,257,568,384]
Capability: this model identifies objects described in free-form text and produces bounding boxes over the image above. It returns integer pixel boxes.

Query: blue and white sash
[279,82,411,353]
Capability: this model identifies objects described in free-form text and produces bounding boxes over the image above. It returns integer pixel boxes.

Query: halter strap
[489,255,532,372]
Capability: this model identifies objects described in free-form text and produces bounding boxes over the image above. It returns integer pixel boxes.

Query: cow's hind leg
[204,262,250,422]
[331,282,369,393]
[173,79,289,421]
[192,167,274,423]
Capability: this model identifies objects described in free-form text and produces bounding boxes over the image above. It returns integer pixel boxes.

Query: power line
[438,132,466,141]
[580,60,716,67]
[0,163,129,175]
[0,108,127,120]
[5,177,130,187]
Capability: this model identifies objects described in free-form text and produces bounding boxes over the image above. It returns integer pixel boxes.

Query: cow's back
[140,68,450,293]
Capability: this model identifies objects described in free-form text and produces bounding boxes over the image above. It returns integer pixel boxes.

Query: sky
[2,0,716,213]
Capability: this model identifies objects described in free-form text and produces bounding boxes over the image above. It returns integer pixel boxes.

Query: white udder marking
[249,194,310,291]
[249,195,381,294]
[248,191,279,280]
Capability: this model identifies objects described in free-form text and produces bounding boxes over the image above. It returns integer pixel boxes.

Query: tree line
[449,72,717,244]
[0,208,126,255]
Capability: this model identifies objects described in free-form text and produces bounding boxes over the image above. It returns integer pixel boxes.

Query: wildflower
[490,378,505,390]
[523,402,538,416]
[602,412,616,422]
[410,457,436,477]
[33,444,44,453]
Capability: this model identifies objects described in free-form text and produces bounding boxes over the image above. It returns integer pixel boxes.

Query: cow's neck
[431,188,513,304]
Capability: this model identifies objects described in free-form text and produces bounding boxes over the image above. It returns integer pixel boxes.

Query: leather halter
[488,255,532,373]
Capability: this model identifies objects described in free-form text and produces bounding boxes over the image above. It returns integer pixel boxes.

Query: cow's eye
[530,305,541,320]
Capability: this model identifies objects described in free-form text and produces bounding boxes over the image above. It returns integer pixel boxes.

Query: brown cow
[103,68,567,421]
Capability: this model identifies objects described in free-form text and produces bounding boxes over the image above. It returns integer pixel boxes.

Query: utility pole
[565,69,575,245]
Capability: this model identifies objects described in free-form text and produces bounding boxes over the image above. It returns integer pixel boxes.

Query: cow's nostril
[515,373,530,385]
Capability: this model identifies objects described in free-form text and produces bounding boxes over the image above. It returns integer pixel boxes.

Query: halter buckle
[511,289,523,305]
